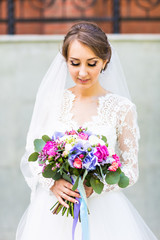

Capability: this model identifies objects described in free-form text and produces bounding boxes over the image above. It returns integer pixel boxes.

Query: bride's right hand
[50,179,81,208]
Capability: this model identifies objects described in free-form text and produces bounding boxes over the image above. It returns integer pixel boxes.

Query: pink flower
[94,144,109,163]
[56,163,60,168]
[73,158,82,169]
[43,141,58,156]
[79,154,84,158]
[42,163,47,173]
[78,132,89,140]
[108,161,119,172]
[47,148,57,156]
[43,141,54,152]
[66,130,77,135]
[112,154,121,167]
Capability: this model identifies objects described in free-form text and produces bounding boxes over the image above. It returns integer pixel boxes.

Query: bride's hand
[84,184,93,198]
[50,179,81,208]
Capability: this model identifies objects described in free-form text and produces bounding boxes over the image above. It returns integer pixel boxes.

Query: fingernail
[66,205,69,208]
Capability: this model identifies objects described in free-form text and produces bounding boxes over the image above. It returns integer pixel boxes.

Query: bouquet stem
[50,200,75,218]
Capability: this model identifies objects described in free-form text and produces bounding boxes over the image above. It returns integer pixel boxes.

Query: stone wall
[0,35,159,239]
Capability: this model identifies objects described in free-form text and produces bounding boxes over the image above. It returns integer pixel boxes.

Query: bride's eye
[70,61,80,66]
[88,61,97,67]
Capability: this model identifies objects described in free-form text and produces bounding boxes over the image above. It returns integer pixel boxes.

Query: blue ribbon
[71,176,90,240]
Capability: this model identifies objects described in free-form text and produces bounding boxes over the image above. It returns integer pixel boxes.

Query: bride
[16,22,157,240]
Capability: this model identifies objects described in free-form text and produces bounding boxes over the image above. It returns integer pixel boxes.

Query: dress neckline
[65,89,113,127]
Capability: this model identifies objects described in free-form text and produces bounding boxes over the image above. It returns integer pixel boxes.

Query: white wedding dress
[16,89,157,240]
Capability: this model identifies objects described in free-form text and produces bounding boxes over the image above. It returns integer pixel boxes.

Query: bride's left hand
[84,184,93,198]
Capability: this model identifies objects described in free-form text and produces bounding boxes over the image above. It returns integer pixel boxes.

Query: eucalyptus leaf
[64,162,69,172]
[82,169,88,182]
[105,171,120,185]
[101,135,107,143]
[62,173,72,183]
[28,152,39,162]
[34,139,46,152]
[52,172,61,181]
[42,165,61,180]
[72,176,79,191]
[118,173,129,188]
[42,165,54,178]
[85,179,91,187]
[42,135,51,142]
[90,177,104,194]
[99,165,104,178]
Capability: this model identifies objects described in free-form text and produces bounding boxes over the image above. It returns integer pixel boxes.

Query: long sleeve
[20,147,55,197]
[91,99,140,197]
[117,104,140,187]
[103,104,140,193]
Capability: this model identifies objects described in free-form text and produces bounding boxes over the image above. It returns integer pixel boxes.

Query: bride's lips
[78,78,90,83]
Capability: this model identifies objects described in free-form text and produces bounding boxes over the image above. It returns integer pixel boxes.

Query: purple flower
[84,130,92,137]
[106,157,114,164]
[52,132,64,141]
[68,142,86,168]
[82,151,98,170]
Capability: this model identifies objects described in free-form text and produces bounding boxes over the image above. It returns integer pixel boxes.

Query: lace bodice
[23,89,140,198]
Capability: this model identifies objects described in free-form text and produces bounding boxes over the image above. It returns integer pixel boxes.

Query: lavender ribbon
[72,196,81,240]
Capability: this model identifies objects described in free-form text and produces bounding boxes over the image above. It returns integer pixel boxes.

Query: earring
[100,68,105,74]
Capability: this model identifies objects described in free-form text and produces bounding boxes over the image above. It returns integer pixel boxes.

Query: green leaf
[52,172,61,181]
[62,173,72,183]
[28,152,39,162]
[99,165,104,178]
[90,177,104,194]
[101,135,107,143]
[105,171,120,185]
[118,173,129,188]
[42,165,61,180]
[64,162,69,172]
[82,169,88,182]
[72,168,79,176]
[42,135,51,142]
[62,206,67,216]
[42,165,54,178]
[85,178,91,187]
[34,139,46,152]
[72,176,80,191]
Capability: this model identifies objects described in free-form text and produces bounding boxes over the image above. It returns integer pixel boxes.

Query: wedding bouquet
[28,127,129,239]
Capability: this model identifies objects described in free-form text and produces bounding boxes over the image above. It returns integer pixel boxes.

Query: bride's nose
[78,65,88,77]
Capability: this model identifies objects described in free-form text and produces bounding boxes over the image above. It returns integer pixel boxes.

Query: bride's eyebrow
[69,57,99,60]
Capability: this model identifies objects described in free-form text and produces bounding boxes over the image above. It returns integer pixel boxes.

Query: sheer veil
[20,44,131,190]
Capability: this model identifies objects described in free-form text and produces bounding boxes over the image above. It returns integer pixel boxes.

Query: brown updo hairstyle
[62,21,111,71]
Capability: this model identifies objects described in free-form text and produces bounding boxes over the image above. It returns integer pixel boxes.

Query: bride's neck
[72,82,107,99]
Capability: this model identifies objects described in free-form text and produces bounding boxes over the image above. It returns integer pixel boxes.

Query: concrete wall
[0,35,160,239]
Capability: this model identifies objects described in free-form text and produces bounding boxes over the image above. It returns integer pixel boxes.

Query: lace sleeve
[91,101,140,197]
[21,148,55,194]
[104,103,140,193]
[117,104,140,186]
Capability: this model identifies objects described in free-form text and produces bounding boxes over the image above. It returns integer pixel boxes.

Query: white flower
[59,135,78,144]
[108,147,115,156]
[65,143,73,152]
[88,135,105,146]
[62,150,69,157]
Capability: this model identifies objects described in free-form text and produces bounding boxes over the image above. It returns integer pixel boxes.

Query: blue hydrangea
[52,131,64,141]
[82,151,98,170]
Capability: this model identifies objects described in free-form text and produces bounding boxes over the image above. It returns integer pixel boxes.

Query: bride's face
[67,40,106,89]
